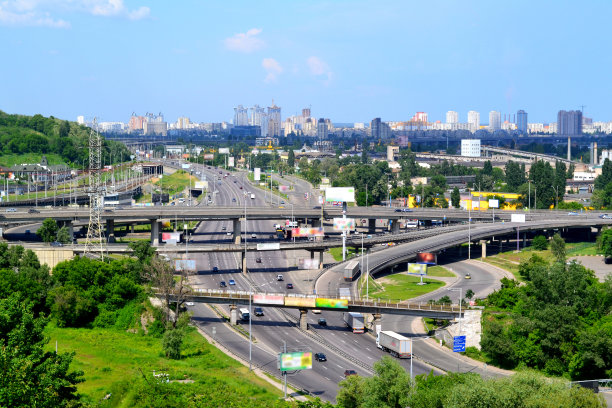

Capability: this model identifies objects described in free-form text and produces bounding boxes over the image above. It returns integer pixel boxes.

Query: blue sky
[1,0,610,124]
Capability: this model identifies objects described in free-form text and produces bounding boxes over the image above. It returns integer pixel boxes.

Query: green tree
[551,233,566,264]
[505,160,526,191]
[595,158,612,190]
[0,295,84,407]
[451,186,461,208]
[336,373,366,408]
[162,327,184,359]
[56,226,72,244]
[532,235,549,250]
[482,160,493,176]
[36,217,59,243]
[287,149,295,167]
[465,289,474,300]
[529,160,556,209]
[598,227,612,257]
[129,240,156,264]
[362,356,412,408]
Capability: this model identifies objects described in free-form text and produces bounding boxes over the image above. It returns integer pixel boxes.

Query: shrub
[532,235,548,250]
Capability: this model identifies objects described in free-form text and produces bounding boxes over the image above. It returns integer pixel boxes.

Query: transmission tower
[84,118,105,259]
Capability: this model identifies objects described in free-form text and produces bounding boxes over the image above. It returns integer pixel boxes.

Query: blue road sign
[453,335,466,352]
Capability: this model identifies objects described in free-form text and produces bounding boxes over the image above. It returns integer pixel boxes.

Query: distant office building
[601,149,612,163]
[143,121,167,136]
[516,110,528,133]
[250,105,265,126]
[233,105,249,126]
[411,112,428,123]
[446,111,459,124]
[302,108,311,118]
[461,139,481,157]
[317,118,328,141]
[176,117,190,129]
[370,118,391,138]
[77,116,85,125]
[267,103,281,137]
[231,126,261,138]
[129,114,145,131]
[557,110,582,135]
[489,111,501,131]
[467,111,480,133]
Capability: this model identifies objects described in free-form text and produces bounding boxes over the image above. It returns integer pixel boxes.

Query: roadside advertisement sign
[181,163,190,169]
[318,195,324,205]
[253,294,284,305]
[298,258,319,269]
[291,227,324,237]
[315,298,348,309]
[511,214,526,223]
[174,260,196,272]
[194,181,208,189]
[416,252,437,265]
[325,187,355,203]
[203,153,214,160]
[488,199,499,208]
[254,167,261,181]
[284,297,316,308]
[280,352,312,371]
[279,185,290,193]
[218,147,230,154]
[407,263,427,275]
[333,218,356,231]
[257,243,280,251]
[162,232,182,244]
[228,156,235,167]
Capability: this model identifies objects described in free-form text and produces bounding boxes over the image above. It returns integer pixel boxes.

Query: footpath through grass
[362,273,445,301]
[44,324,287,407]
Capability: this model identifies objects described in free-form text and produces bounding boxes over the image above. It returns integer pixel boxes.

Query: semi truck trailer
[376,330,412,358]
[343,312,365,333]
[343,260,360,281]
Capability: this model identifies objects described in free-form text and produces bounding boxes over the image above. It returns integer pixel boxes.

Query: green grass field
[329,247,363,261]
[153,170,197,196]
[0,152,66,167]
[44,324,286,407]
[362,273,445,301]
[426,265,455,277]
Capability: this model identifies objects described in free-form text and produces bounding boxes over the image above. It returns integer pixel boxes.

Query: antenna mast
[84,118,105,259]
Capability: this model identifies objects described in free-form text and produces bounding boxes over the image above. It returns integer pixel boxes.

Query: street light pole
[468,205,471,260]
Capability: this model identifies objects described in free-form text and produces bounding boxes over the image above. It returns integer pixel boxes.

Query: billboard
[325,187,355,203]
[175,260,196,272]
[488,199,499,208]
[280,352,312,371]
[162,232,182,244]
[254,294,284,305]
[257,243,280,251]
[204,153,214,160]
[291,227,324,237]
[416,252,437,265]
[279,185,290,193]
[284,297,316,308]
[219,147,230,154]
[194,181,208,190]
[181,163,190,169]
[511,213,526,223]
[254,168,261,181]
[298,258,319,269]
[228,156,235,167]
[407,263,427,275]
[333,218,355,231]
[315,298,348,309]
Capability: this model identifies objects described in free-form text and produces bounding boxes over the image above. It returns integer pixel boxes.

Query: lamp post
[447,287,463,335]
[468,204,471,260]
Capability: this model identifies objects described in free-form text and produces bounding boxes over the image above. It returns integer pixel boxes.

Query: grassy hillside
[0,111,129,168]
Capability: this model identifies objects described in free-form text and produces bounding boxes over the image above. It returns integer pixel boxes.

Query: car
[186,302,194,306]
[318,318,327,326]
[313,206,321,210]
[314,353,327,362]
[567,212,579,216]
[256,257,262,263]
[239,186,243,189]
[402,208,413,212]
[344,370,357,377]
[229,279,236,285]
[222,226,227,231]
[394,208,403,212]
[232,198,236,202]
[286,283,293,289]
[254,307,264,316]
[465,273,471,279]
[277,274,284,281]
[233,180,237,183]
[219,281,227,288]
[226,232,232,236]
[311,309,321,314]
[25,230,31,234]
[281,201,285,204]
[599,214,611,219]
[104,208,114,213]
[50,241,63,247]
[251,233,257,238]
[28,208,40,214]
[212,266,219,272]
[5,208,17,212]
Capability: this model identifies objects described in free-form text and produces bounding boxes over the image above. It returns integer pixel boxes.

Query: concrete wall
[31,249,75,269]
[435,309,482,350]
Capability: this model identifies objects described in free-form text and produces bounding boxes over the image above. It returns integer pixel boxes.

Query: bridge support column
[299,309,308,330]
[229,305,237,326]
[319,251,324,269]
[391,220,400,234]
[233,218,241,244]
[523,233,526,249]
[150,220,161,246]
[481,240,487,258]
[370,312,382,332]
[368,219,376,234]
[241,252,247,274]
[106,219,116,243]
[130,223,135,234]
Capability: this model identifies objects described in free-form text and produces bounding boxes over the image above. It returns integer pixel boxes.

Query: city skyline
[1,1,611,123]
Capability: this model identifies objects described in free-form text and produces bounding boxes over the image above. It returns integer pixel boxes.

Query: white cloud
[224,28,265,53]
[262,58,282,83]
[307,56,333,84]
[0,0,150,28]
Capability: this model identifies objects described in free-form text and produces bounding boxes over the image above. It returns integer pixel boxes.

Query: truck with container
[343,260,360,281]
[343,312,365,333]
[250,193,255,199]
[376,331,412,358]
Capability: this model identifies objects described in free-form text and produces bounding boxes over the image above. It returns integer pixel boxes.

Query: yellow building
[463,192,522,210]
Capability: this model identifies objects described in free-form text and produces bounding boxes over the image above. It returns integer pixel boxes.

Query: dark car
[313,206,321,210]
[344,370,357,377]
[318,318,327,326]
[219,281,227,288]
[286,283,294,289]
[28,208,40,214]
[254,307,264,316]
[256,257,262,263]
[314,353,327,362]
[50,241,63,247]
[212,266,219,273]
[599,214,611,219]
[394,208,403,212]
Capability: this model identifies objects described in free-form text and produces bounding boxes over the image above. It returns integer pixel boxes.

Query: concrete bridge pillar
[106,219,116,243]
[319,251,324,269]
[150,220,161,246]
[368,219,376,234]
[371,312,382,332]
[233,218,241,244]
[391,220,400,234]
[312,218,322,228]
[130,223,135,234]
[523,233,527,249]
[481,240,487,258]
[299,309,308,330]
[241,252,247,274]
[229,305,237,326]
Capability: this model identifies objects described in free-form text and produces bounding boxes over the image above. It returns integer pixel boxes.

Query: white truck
[343,312,365,333]
[250,193,255,199]
[343,260,360,281]
[376,331,412,358]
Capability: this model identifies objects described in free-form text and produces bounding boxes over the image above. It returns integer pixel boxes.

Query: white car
[186,302,194,306]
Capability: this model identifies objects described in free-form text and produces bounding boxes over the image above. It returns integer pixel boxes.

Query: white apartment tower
[467,111,480,133]
[233,105,249,126]
[489,111,501,131]
[446,111,459,124]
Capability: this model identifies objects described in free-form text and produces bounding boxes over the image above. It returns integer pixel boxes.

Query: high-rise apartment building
[446,111,459,124]
[516,110,528,133]
[370,117,391,138]
[557,110,582,135]
[177,117,190,129]
[233,105,249,126]
[267,103,281,137]
[302,108,311,118]
[77,116,85,125]
[467,111,480,133]
[489,111,501,131]
[317,118,328,141]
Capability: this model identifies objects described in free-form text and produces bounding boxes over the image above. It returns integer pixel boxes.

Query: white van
[239,308,250,321]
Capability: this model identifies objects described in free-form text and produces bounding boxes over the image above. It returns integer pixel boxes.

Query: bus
[239,308,250,321]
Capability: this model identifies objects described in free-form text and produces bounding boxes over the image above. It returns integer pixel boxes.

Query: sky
[1,0,611,125]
